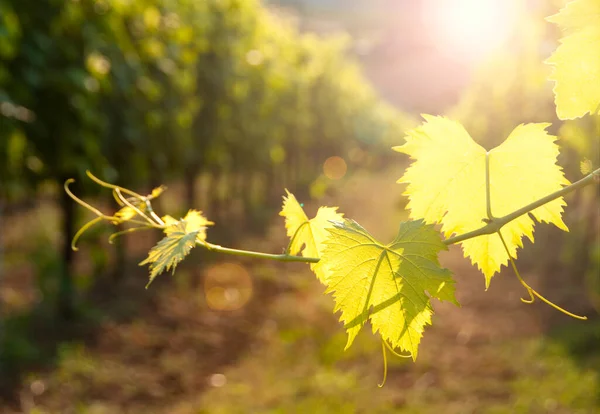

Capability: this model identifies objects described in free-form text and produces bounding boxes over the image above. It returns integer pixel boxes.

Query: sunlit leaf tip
[279,189,343,282]
[321,218,457,360]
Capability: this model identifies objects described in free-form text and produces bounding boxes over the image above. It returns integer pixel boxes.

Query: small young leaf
[141,210,213,286]
[395,116,569,287]
[162,215,178,226]
[178,210,214,242]
[140,223,199,286]
[321,219,457,360]
[151,185,167,198]
[546,0,600,119]
[114,205,140,223]
[280,190,343,282]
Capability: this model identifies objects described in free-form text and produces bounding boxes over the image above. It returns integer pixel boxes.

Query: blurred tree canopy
[0,0,404,199]
[0,0,407,316]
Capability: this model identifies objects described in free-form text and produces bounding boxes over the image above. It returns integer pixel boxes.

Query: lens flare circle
[323,156,347,180]
[203,263,253,311]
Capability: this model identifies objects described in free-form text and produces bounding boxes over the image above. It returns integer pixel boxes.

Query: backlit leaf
[546,0,600,119]
[114,205,139,222]
[280,189,343,282]
[179,209,214,242]
[394,116,569,287]
[162,215,178,226]
[151,185,167,198]
[321,219,457,359]
[141,210,213,286]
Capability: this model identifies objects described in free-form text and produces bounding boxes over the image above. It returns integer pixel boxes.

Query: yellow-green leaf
[546,0,600,119]
[179,209,214,242]
[114,205,139,222]
[151,185,167,199]
[140,222,198,287]
[394,116,569,287]
[321,219,457,360]
[162,215,178,226]
[141,210,213,286]
[279,190,343,282]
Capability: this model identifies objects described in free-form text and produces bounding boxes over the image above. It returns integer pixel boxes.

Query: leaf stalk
[200,241,320,263]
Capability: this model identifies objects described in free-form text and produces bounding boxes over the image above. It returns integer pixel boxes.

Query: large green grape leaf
[394,116,569,287]
[546,0,600,120]
[141,210,213,286]
[280,190,343,282]
[320,219,457,360]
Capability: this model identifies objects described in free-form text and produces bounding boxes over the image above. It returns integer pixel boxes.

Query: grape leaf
[141,210,213,286]
[546,0,600,120]
[280,189,343,282]
[394,116,569,287]
[320,219,457,360]
[174,210,214,241]
[161,215,178,226]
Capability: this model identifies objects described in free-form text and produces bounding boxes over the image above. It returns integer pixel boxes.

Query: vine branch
[193,167,599,262]
[201,241,320,263]
[443,167,600,245]
[67,168,599,264]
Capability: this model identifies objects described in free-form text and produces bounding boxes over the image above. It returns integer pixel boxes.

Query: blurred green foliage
[0,0,404,202]
[0,0,407,317]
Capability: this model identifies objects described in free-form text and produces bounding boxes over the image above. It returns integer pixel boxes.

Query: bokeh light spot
[246,49,263,66]
[204,263,253,311]
[30,380,46,396]
[269,145,285,164]
[323,156,347,180]
[209,373,227,387]
[348,146,366,164]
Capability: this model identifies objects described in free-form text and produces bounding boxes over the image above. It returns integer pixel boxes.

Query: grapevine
[66,0,600,385]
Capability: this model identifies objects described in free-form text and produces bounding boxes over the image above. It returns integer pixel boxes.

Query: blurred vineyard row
[0,0,409,317]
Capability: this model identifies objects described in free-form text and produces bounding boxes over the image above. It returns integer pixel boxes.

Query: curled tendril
[86,170,144,199]
[379,340,412,388]
[108,226,153,244]
[383,340,412,359]
[497,230,587,321]
[64,173,168,250]
[64,179,113,220]
[114,188,160,228]
[71,217,103,251]
[379,340,388,388]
